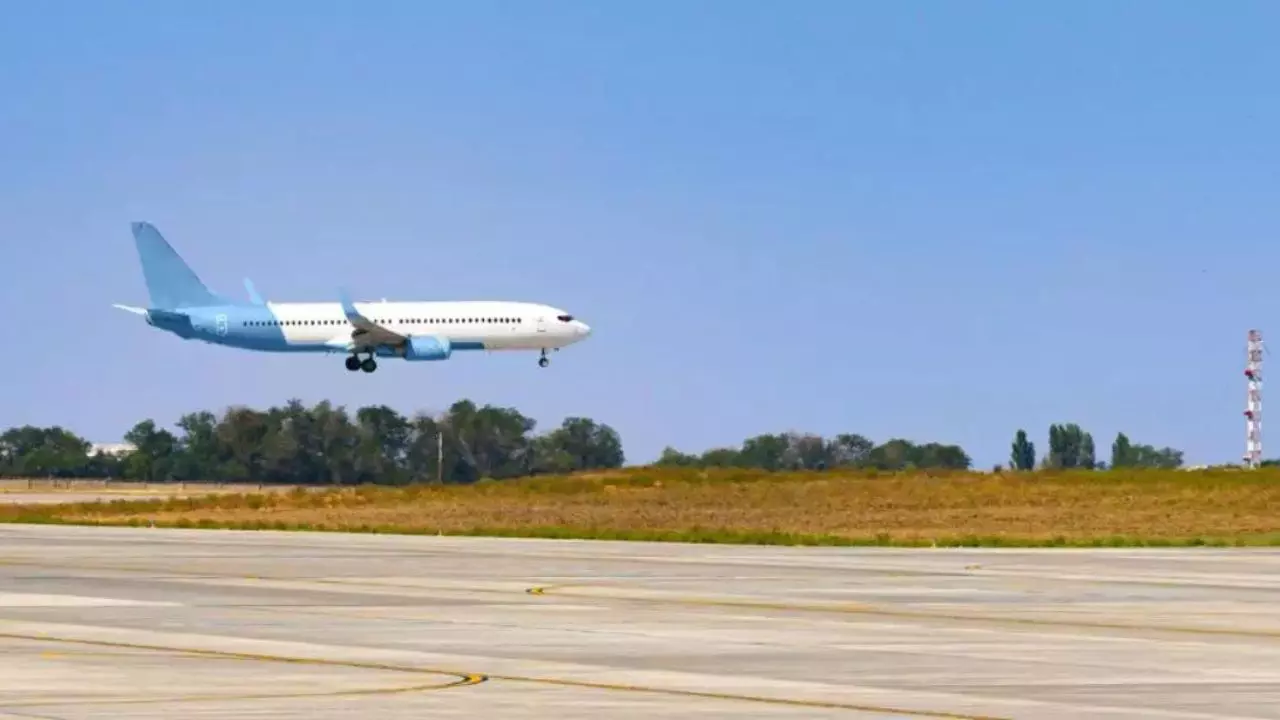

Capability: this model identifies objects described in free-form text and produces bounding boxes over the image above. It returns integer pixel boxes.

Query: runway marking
[0,627,1007,718]
[483,673,1012,719]
[524,584,1280,640]
[0,592,178,608]
[4,678,479,709]
[0,630,485,709]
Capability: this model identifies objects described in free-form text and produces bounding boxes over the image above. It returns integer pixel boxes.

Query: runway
[0,526,1277,719]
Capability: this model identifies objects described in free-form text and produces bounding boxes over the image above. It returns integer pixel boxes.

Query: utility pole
[1245,329,1264,468]
[437,431,444,484]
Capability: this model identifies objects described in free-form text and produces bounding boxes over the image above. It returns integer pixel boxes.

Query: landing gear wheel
[361,357,377,373]
[538,350,549,368]
[345,355,360,371]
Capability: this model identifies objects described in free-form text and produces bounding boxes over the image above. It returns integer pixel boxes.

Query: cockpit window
[557,314,574,322]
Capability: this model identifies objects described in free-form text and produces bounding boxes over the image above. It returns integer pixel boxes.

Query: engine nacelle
[402,335,453,361]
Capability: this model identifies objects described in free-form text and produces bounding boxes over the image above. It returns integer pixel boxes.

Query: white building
[90,442,135,457]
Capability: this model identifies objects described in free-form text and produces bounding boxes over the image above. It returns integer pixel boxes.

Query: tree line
[654,433,972,471]
[0,402,1206,484]
[1006,423,1186,471]
[0,399,625,484]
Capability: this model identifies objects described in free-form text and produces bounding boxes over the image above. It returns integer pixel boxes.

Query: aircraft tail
[130,222,226,309]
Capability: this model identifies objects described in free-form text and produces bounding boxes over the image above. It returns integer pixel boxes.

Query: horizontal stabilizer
[112,304,147,315]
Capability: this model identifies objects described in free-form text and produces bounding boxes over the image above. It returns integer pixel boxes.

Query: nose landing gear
[538,349,549,368]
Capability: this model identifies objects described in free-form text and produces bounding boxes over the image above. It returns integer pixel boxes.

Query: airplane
[113,222,592,373]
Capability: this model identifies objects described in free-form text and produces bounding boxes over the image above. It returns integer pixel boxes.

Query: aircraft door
[536,316,547,333]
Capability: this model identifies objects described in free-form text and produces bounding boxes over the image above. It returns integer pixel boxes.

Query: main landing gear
[345,353,377,373]
[538,349,550,368]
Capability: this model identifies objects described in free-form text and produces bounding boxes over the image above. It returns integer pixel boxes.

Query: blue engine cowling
[402,335,453,361]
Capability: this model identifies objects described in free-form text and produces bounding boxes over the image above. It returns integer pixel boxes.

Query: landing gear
[345,353,377,373]
[538,349,549,368]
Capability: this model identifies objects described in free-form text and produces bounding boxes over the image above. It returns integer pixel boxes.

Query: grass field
[2,466,1277,547]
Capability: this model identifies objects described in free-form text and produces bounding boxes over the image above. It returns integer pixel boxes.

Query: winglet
[244,278,264,305]
[338,288,364,323]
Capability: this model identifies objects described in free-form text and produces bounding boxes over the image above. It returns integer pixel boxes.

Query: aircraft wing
[340,289,406,350]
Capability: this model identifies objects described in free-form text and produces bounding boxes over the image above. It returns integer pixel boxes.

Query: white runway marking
[0,592,179,608]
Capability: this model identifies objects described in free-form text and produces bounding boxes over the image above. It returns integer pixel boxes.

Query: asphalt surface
[0,525,1277,718]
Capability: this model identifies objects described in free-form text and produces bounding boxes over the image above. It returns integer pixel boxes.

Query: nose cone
[574,320,591,337]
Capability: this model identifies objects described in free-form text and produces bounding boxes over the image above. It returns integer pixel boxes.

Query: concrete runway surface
[0,526,1278,719]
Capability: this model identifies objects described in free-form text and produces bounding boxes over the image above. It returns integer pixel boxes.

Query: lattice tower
[1245,329,1264,467]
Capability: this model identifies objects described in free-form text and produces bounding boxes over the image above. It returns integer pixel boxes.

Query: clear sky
[2,1,1278,469]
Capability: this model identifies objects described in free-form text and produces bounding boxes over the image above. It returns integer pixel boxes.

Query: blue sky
[2,1,1278,468]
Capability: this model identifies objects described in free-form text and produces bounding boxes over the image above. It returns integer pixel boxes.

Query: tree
[1045,423,1095,469]
[1111,431,1183,469]
[739,434,790,470]
[699,447,746,467]
[404,413,444,482]
[0,426,93,478]
[438,399,539,482]
[1111,432,1133,467]
[914,442,972,470]
[828,433,874,467]
[654,447,699,467]
[354,405,413,485]
[1010,429,1035,471]
[654,431,969,472]
[123,419,179,481]
[1080,432,1096,470]
[540,417,625,472]
[863,438,970,471]
[173,410,223,481]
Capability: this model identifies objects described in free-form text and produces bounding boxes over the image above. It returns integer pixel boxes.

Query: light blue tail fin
[130,222,227,309]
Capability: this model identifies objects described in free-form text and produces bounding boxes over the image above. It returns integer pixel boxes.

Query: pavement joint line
[524,584,1280,640]
[0,630,486,686]
[481,673,1013,719]
[0,627,1008,717]
[1,678,480,709]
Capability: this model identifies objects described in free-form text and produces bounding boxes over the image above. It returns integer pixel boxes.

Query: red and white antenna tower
[1244,329,1264,468]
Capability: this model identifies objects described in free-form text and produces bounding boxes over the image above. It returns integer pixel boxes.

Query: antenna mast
[1245,329,1264,468]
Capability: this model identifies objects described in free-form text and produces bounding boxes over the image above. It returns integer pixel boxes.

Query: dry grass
[2,467,1279,547]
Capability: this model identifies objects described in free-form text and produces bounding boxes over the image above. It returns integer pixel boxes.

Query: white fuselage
[119,220,592,372]
[213,300,592,354]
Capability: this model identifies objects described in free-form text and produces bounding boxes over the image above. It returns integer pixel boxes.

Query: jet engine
[401,335,453,361]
